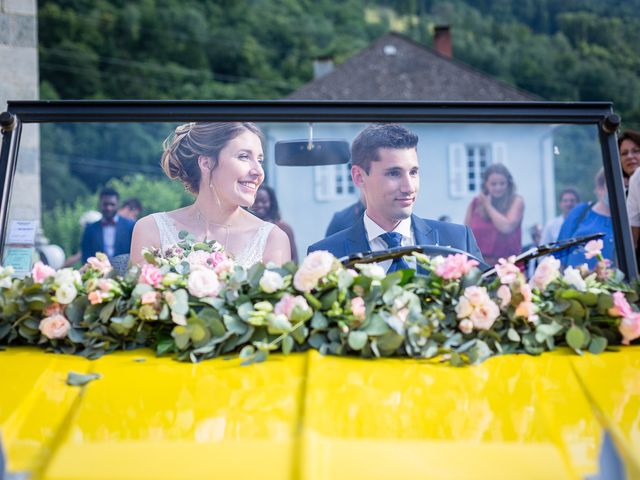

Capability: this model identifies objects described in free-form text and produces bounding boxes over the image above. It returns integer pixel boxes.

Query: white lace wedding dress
[151,212,274,268]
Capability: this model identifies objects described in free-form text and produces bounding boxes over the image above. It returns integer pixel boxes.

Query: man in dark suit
[81,187,135,263]
[308,124,482,271]
[325,195,366,237]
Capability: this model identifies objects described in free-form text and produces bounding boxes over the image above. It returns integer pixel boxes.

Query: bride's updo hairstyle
[161,122,263,195]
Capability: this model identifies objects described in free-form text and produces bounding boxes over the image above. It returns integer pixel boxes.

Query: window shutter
[448,143,467,198]
[492,142,507,166]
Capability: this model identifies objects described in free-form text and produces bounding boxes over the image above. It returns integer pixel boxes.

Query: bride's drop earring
[209,171,222,210]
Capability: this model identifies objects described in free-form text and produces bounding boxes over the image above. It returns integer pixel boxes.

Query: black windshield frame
[1,100,633,278]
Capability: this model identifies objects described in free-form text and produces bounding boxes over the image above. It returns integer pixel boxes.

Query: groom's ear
[352,165,366,188]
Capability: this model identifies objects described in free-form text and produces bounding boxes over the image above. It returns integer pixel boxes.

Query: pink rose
[497,284,512,309]
[463,286,487,306]
[520,283,533,303]
[530,257,560,291]
[435,254,479,280]
[139,264,163,288]
[458,318,474,334]
[88,290,104,305]
[515,300,538,323]
[350,297,366,320]
[469,301,500,330]
[294,250,336,292]
[98,279,113,293]
[619,313,640,345]
[455,296,474,319]
[187,269,220,298]
[39,314,70,339]
[584,239,603,260]
[87,253,113,276]
[186,250,211,270]
[214,259,234,276]
[274,293,310,319]
[208,251,228,267]
[609,291,633,318]
[31,261,56,283]
[141,291,159,305]
[495,256,521,285]
[595,259,612,281]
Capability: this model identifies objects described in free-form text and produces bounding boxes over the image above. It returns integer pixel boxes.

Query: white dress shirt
[363,212,415,272]
[628,169,640,227]
[102,215,118,258]
[540,215,564,244]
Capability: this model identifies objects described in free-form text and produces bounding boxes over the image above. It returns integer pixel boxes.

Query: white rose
[187,269,220,298]
[56,283,78,305]
[356,263,386,281]
[0,275,12,289]
[172,312,187,326]
[259,270,284,293]
[563,266,587,292]
[55,268,81,286]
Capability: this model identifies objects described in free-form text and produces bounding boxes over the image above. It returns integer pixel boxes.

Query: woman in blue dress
[555,169,615,269]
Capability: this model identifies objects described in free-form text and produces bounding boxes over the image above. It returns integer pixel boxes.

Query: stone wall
[0,0,40,225]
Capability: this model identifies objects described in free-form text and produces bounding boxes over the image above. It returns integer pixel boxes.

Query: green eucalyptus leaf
[156,338,175,356]
[589,336,608,354]
[376,331,404,356]
[507,328,521,343]
[237,302,254,321]
[348,330,368,351]
[224,314,248,335]
[310,312,328,330]
[362,313,390,336]
[566,326,584,352]
[171,326,190,350]
[282,335,294,355]
[239,345,255,359]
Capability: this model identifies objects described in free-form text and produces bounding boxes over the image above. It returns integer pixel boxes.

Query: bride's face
[210,130,264,207]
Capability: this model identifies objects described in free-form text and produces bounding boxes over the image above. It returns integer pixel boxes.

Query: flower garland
[1,237,639,366]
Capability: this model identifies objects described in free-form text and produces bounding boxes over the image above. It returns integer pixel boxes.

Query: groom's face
[353,147,419,229]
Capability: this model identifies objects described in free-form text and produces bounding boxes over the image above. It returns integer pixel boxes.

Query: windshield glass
[1,118,616,274]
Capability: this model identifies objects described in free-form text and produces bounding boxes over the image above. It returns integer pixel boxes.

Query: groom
[307,124,482,271]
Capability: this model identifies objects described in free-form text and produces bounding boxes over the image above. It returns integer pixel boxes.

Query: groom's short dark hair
[351,124,418,174]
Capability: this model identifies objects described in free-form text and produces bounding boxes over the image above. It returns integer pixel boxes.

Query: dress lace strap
[151,212,181,252]
[235,222,275,268]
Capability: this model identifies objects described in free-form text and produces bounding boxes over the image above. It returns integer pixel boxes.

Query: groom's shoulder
[415,215,467,233]
[307,227,351,255]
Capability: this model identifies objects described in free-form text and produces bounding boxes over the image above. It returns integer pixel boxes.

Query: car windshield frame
[0,100,634,278]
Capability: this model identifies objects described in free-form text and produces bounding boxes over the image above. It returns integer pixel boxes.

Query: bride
[130,122,291,267]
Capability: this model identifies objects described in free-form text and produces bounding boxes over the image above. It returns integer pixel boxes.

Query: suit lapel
[411,214,436,246]
[346,217,371,255]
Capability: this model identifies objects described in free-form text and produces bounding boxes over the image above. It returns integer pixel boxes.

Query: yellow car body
[2,347,639,480]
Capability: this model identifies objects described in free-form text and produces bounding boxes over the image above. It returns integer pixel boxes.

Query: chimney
[313,57,334,79]
[434,25,452,58]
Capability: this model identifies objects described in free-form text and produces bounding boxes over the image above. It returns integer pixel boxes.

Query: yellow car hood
[1,347,639,480]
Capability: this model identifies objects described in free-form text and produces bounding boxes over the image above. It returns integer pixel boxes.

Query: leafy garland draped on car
[1,233,639,366]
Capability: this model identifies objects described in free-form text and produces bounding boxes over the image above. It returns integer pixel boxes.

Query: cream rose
[458,318,474,334]
[39,314,70,340]
[259,270,284,293]
[56,283,78,305]
[187,269,221,298]
[469,301,500,330]
[530,257,560,291]
[356,263,386,281]
[87,253,113,276]
[294,250,336,292]
[563,266,586,292]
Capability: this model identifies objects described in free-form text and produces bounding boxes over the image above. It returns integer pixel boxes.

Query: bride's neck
[192,194,242,226]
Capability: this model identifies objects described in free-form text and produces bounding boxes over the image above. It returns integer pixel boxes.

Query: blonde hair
[161,122,263,194]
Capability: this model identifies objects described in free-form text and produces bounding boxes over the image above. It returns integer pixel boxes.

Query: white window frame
[314,164,356,201]
[448,142,507,197]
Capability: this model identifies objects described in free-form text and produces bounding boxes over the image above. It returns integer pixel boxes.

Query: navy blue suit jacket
[308,214,483,262]
[325,200,366,237]
[81,216,135,263]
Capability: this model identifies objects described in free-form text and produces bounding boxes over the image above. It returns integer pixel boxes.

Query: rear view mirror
[275,139,350,166]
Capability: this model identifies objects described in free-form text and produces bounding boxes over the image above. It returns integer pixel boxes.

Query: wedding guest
[556,169,614,268]
[63,210,102,267]
[130,122,290,267]
[118,197,143,221]
[251,185,298,263]
[465,163,524,266]
[81,188,135,263]
[540,188,580,244]
[619,130,640,193]
[325,194,366,237]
